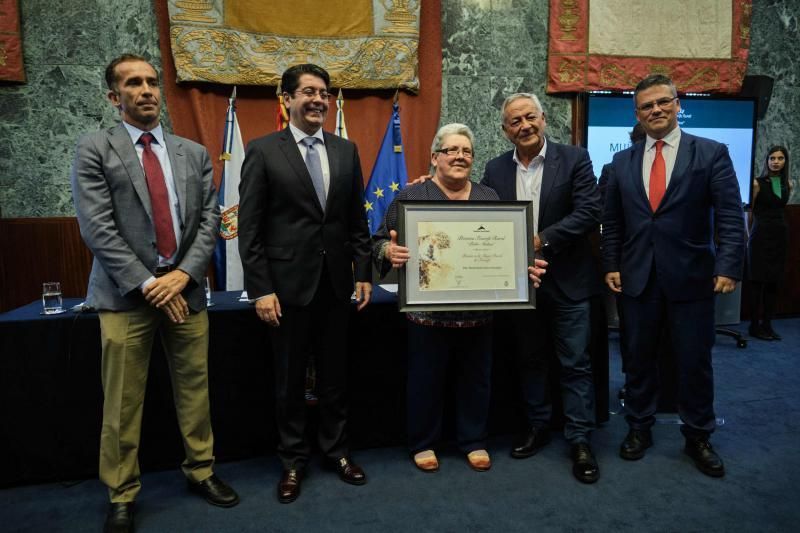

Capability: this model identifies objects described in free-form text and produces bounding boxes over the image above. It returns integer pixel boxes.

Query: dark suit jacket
[71,123,220,312]
[237,128,372,306]
[481,140,601,301]
[601,131,745,301]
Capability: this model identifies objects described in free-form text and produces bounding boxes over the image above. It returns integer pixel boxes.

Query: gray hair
[431,123,475,152]
[501,93,544,120]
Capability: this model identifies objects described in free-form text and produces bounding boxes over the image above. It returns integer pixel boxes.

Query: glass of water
[42,282,63,314]
[204,277,214,307]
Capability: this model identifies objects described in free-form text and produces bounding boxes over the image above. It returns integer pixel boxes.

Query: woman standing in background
[748,146,791,340]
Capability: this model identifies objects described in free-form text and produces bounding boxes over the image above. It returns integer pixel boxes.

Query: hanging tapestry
[547,0,752,94]
[167,0,420,91]
[0,0,25,82]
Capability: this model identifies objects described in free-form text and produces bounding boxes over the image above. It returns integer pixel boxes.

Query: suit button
[319,249,326,255]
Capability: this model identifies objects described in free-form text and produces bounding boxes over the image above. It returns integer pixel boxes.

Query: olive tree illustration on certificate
[417,221,516,292]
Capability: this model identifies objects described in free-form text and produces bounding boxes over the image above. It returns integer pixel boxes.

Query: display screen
[584,93,757,204]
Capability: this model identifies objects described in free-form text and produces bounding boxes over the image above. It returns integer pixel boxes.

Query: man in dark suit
[71,54,238,533]
[238,64,372,503]
[601,74,744,477]
[481,93,602,483]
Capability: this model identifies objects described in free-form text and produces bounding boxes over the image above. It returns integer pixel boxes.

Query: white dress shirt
[513,138,548,238]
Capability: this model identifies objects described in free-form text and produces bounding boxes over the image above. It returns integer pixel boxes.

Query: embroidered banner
[167,0,420,91]
[547,0,752,94]
[0,0,25,82]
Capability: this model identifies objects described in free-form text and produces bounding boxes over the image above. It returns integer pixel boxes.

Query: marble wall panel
[0,0,167,217]
[748,0,799,203]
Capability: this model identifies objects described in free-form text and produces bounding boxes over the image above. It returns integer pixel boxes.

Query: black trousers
[406,322,492,454]
[269,274,351,469]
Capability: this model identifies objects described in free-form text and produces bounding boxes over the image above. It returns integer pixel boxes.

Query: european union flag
[364,101,408,234]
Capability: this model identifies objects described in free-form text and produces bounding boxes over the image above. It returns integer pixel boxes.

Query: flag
[275,83,289,131]
[364,100,408,234]
[335,89,348,139]
[213,87,245,291]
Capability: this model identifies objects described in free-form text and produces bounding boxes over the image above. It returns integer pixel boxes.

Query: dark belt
[154,265,175,277]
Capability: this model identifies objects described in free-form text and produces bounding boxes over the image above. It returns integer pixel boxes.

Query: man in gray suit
[71,54,238,533]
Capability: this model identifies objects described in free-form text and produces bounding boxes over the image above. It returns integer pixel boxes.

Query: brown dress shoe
[331,457,367,485]
[277,469,303,503]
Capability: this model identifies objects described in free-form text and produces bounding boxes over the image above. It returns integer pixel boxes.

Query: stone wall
[0,0,166,217]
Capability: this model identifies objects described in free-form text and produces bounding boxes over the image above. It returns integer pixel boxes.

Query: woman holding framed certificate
[372,123,544,473]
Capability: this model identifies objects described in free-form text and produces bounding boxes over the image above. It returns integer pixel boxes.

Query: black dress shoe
[570,443,599,484]
[331,457,367,485]
[104,502,134,533]
[749,325,773,341]
[684,439,725,477]
[619,428,653,460]
[188,474,239,507]
[511,427,551,459]
[763,326,782,341]
[278,469,303,504]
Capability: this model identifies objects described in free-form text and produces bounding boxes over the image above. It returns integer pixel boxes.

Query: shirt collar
[122,121,165,147]
[289,123,325,145]
[512,137,548,169]
[646,126,681,151]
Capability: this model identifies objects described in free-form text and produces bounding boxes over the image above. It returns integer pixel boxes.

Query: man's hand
[143,269,190,308]
[605,272,622,293]
[713,275,737,294]
[407,174,433,186]
[255,293,282,326]
[386,230,410,269]
[355,281,372,311]
[533,234,542,252]
[161,293,189,324]
[528,258,548,288]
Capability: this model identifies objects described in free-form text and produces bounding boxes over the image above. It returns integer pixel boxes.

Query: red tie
[649,140,666,212]
[138,133,177,259]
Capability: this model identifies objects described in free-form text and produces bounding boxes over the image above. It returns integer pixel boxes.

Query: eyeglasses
[636,96,678,113]
[293,88,331,100]
[436,146,474,159]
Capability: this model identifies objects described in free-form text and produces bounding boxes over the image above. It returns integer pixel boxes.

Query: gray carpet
[2,319,798,533]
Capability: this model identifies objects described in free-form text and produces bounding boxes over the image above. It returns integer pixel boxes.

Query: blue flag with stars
[364,101,408,234]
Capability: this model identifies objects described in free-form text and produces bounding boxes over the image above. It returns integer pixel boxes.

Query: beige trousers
[98,306,214,502]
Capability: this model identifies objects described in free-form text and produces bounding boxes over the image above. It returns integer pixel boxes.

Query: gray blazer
[71,122,220,311]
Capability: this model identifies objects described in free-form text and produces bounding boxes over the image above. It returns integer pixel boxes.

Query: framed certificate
[397,200,535,312]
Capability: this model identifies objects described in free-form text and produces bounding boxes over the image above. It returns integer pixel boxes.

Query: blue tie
[302,137,326,211]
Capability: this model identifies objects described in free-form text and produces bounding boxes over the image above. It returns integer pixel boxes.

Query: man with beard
[238,63,373,503]
[481,93,602,484]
